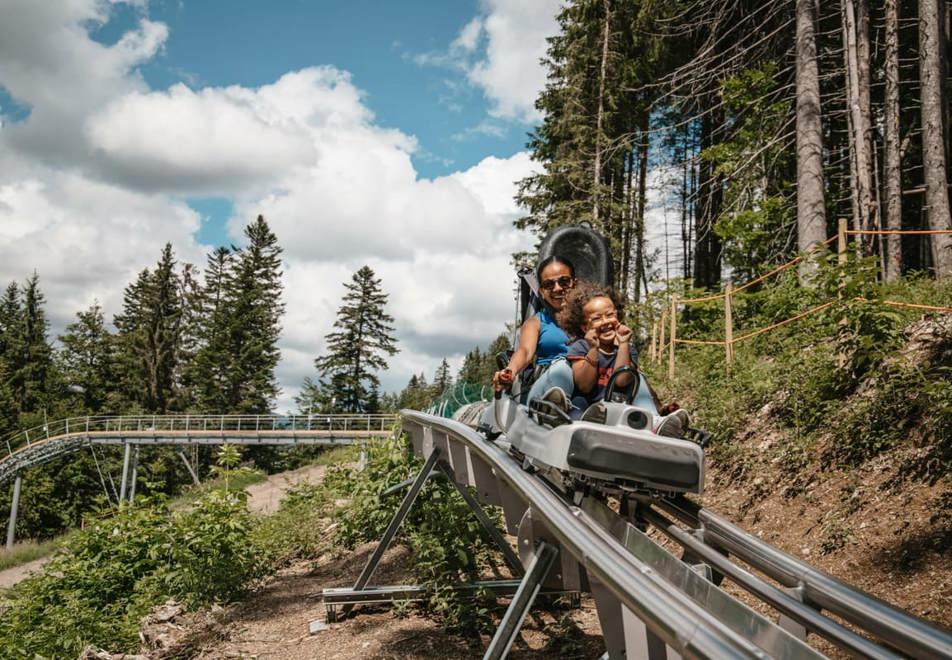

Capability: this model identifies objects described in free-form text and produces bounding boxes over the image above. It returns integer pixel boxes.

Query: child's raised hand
[584,326,600,347]
[615,324,632,345]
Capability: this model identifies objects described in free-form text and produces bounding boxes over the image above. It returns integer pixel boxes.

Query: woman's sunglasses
[540,275,575,291]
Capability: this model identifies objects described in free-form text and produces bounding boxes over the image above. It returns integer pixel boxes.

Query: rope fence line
[846,229,952,235]
[679,236,838,304]
[675,338,727,346]
[877,300,952,314]
[731,300,839,344]
[649,220,952,377]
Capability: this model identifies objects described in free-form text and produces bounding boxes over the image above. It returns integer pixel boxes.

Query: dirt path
[245,463,328,514]
[192,542,603,659]
[0,556,50,589]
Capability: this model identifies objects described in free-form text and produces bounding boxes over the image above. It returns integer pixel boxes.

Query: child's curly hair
[557,279,622,339]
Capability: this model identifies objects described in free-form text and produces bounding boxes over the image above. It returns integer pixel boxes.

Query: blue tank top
[535,307,569,366]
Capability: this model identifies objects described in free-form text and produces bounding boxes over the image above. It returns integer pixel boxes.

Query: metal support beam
[322,577,577,625]
[128,446,139,503]
[177,449,201,485]
[483,540,558,660]
[435,461,523,576]
[118,443,131,503]
[6,473,22,549]
[342,447,442,616]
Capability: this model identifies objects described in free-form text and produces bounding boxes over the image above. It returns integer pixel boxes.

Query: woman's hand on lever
[493,368,514,392]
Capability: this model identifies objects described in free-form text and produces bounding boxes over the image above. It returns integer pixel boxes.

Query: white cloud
[467,0,561,122]
[0,0,539,412]
[452,18,484,53]
[415,0,561,124]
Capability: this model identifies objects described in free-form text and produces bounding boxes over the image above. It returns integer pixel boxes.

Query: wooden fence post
[668,295,678,380]
[649,318,658,363]
[725,283,734,372]
[658,306,667,366]
[836,217,849,367]
[838,217,848,266]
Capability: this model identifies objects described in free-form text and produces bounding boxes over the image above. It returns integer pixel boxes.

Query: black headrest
[537,224,613,286]
[518,224,614,324]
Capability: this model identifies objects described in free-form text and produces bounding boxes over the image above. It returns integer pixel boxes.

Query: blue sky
[0,0,560,407]
[83,0,533,246]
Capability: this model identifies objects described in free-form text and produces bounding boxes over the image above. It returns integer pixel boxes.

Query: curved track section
[0,414,396,484]
[401,410,952,660]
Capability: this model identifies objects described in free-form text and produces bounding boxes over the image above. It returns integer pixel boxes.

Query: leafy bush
[253,481,332,566]
[0,503,171,658]
[646,255,952,482]
[0,489,264,658]
[165,489,263,607]
[328,432,500,633]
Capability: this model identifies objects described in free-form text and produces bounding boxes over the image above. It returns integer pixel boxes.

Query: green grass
[0,533,76,572]
[312,444,361,466]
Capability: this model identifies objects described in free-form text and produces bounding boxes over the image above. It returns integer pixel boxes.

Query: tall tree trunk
[796,0,828,280]
[693,111,723,289]
[884,0,903,280]
[920,0,952,277]
[856,0,877,251]
[843,0,875,255]
[635,117,649,301]
[621,150,633,300]
[592,0,610,225]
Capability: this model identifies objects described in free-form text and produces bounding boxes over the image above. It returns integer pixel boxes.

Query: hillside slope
[662,314,952,632]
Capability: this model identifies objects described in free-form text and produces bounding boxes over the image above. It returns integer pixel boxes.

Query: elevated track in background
[0,414,397,547]
[0,413,397,484]
[325,410,952,659]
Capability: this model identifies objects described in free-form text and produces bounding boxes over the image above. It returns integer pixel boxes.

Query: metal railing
[1,414,398,458]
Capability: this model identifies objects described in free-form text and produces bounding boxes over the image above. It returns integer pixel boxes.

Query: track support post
[435,461,523,575]
[6,473,22,549]
[119,443,132,503]
[341,446,442,617]
[483,540,558,660]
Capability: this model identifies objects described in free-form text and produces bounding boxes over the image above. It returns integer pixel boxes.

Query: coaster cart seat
[482,224,706,496]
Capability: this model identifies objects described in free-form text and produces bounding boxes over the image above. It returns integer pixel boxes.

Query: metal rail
[401,411,821,659]
[653,497,952,659]
[399,410,952,659]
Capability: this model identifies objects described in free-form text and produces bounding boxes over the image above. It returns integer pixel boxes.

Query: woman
[492,256,576,404]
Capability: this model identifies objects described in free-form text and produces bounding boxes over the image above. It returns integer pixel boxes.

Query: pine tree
[0,282,21,437]
[190,247,236,412]
[395,372,431,411]
[221,216,285,413]
[295,376,337,414]
[113,245,184,413]
[313,266,398,413]
[57,302,118,412]
[8,273,54,416]
[0,283,19,356]
[457,347,483,384]
[432,358,453,397]
[172,262,203,411]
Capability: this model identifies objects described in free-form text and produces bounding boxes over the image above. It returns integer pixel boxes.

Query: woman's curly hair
[557,279,621,339]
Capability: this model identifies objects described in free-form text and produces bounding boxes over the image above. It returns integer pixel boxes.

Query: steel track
[400,410,952,660]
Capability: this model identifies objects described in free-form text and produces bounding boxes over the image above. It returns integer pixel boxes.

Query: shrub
[0,489,265,657]
[328,431,500,633]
